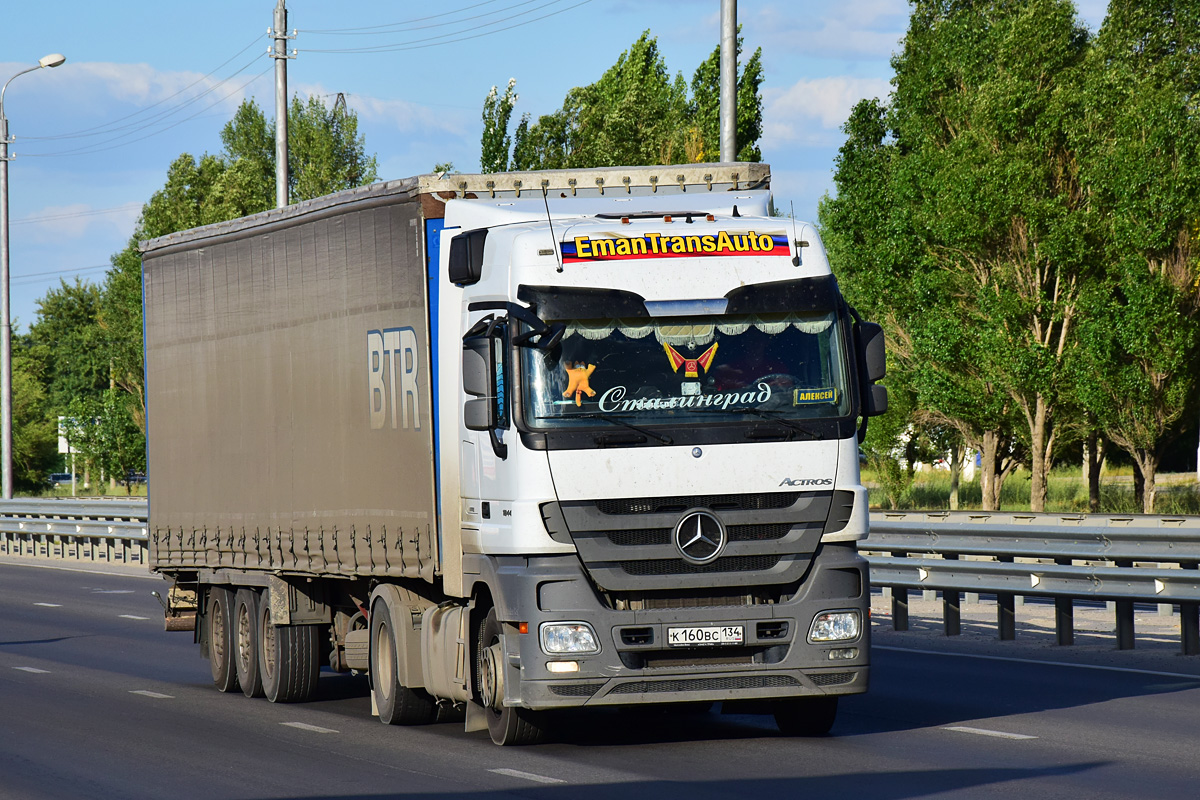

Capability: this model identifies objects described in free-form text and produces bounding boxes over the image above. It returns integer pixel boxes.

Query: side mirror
[448,229,488,285]
[866,383,888,417]
[857,322,886,383]
[462,335,497,431]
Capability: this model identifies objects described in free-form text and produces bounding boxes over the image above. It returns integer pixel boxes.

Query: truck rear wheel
[234,588,263,698]
[258,592,320,703]
[774,696,838,736]
[370,600,436,725]
[479,607,545,746]
[207,586,239,693]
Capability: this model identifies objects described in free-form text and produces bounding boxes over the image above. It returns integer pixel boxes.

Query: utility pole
[270,0,295,208]
[719,0,737,162]
[1,53,65,499]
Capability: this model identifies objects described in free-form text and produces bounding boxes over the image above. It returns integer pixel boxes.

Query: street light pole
[0,53,65,499]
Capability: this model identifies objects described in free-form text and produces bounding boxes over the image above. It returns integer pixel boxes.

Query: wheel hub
[480,643,505,711]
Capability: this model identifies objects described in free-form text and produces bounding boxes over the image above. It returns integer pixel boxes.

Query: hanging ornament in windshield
[663,342,719,379]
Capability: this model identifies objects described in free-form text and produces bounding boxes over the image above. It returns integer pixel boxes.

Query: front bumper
[471,543,869,710]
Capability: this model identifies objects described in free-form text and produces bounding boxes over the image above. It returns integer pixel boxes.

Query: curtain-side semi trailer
[143,163,888,746]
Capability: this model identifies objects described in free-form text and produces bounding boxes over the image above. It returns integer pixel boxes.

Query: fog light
[546,660,579,673]
[809,610,861,642]
[540,621,600,655]
[828,647,858,660]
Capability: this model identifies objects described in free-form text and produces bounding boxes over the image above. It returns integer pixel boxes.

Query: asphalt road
[3,559,1200,800]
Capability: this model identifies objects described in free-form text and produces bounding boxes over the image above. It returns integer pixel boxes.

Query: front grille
[608,675,800,695]
[809,671,856,687]
[559,491,832,592]
[620,555,781,576]
[596,493,800,516]
[549,683,603,697]
[606,523,794,548]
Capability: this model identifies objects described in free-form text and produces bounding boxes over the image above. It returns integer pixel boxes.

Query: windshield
[522,311,851,429]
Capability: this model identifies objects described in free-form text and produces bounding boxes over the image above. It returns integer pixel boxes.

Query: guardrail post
[997,556,1016,640]
[1182,563,1199,656]
[1115,559,1135,650]
[1054,558,1074,646]
[892,552,909,631]
[943,554,961,636]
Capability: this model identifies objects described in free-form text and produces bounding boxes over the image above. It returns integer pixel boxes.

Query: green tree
[689,30,764,163]
[27,279,108,412]
[497,31,764,171]
[1068,0,1200,512]
[481,78,518,173]
[12,337,58,490]
[62,389,145,494]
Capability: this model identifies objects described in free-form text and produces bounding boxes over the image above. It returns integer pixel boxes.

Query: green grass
[865,469,1200,514]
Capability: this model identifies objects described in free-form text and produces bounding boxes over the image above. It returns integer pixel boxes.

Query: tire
[370,599,437,725]
[207,586,239,693]
[234,588,263,698]
[478,607,545,746]
[774,696,839,736]
[258,591,320,703]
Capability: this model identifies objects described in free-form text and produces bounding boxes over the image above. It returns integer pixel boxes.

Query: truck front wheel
[369,600,436,725]
[207,586,239,693]
[478,607,545,746]
[774,696,838,736]
[257,592,320,703]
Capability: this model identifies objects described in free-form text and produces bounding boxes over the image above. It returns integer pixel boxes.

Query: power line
[12,264,111,287]
[23,36,264,142]
[301,0,543,36]
[11,203,142,226]
[24,66,272,158]
[303,0,591,54]
[300,0,505,33]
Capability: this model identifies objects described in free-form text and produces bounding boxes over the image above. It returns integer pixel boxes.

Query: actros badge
[779,477,833,487]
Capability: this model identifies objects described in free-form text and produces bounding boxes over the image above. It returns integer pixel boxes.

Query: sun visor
[724,275,842,315]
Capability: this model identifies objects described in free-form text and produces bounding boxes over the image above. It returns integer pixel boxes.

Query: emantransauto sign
[563,230,789,262]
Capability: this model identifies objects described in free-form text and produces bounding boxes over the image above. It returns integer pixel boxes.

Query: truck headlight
[540,622,600,655]
[809,610,860,642]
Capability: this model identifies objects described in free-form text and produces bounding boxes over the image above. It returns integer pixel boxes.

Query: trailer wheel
[207,586,239,693]
[773,696,838,736]
[234,588,263,698]
[369,600,436,725]
[258,592,320,703]
[478,607,545,746]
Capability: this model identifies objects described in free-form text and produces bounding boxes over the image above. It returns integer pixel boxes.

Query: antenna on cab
[790,202,801,267]
[542,184,563,273]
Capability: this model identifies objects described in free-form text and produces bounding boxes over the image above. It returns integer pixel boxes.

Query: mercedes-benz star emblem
[674,510,727,564]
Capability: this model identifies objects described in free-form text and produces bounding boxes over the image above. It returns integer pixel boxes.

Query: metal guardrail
[863,510,1200,654]
[3,499,1198,654]
[0,498,148,566]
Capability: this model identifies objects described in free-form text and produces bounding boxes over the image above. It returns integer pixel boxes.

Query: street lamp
[1,53,66,499]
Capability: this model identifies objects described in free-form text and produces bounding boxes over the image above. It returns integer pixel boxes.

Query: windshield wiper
[537,412,674,445]
[687,406,820,440]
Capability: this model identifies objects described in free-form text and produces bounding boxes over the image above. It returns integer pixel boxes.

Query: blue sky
[1,0,1107,331]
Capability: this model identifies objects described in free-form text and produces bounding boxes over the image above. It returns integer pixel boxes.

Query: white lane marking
[280,722,339,734]
[92,589,135,594]
[130,690,174,699]
[33,602,62,607]
[0,558,157,579]
[489,769,566,784]
[13,667,50,674]
[874,644,1200,681]
[944,726,1038,740]
[119,615,150,620]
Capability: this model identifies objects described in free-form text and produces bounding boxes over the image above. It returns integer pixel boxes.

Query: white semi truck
[143,163,887,745]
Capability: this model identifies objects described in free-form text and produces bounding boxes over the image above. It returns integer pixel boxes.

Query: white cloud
[763,76,891,146]
[294,82,472,139]
[752,1,908,61]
